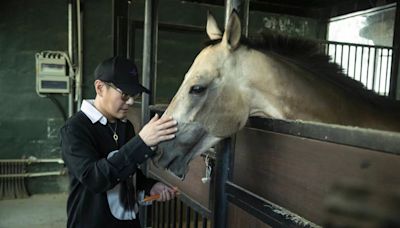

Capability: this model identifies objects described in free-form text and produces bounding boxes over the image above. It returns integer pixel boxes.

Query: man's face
[102,83,135,120]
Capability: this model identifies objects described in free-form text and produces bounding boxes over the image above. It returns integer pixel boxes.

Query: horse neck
[242,52,307,119]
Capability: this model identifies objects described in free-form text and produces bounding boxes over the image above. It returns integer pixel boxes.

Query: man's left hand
[149,182,178,202]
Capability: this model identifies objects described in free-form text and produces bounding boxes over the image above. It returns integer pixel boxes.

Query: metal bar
[372,48,377,90]
[247,117,400,155]
[226,181,320,228]
[152,200,156,228]
[340,44,344,67]
[346,44,351,76]
[173,198,177,228]
[141,1,159,225]
[75,0,83,111]
[0,158,64,164]
[378,48,384,93]
[212,138,233,228]
[179,201,183,228]
[384,49,390,95]
[141,0,159,124]
[202,217,207,228]
[360,46,364,83]
[158,202,161,228]
[162,202,165,228]
[386,49,393,96]
[353,46,358,79]
[320,40,392,49]
[366,47,371,89]
[194,211,199,228]
[333,43,337,63]
[389,0,400,98]
[0,171,65,178]
[67,0,74,117]
[168,200,171,228]
[185,206,191,228]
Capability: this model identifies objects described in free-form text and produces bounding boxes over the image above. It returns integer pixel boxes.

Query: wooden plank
[228,203,273,228]
[232,128,400,224]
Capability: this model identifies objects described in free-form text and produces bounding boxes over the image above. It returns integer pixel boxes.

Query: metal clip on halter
[201,154,212,184]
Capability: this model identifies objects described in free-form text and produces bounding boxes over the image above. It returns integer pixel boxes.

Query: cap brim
[117,83,151,96]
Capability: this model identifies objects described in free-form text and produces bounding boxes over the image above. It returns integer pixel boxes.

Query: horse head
[154,12,249,179]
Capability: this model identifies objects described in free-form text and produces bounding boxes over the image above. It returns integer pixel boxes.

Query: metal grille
[0,162,29,199]
[151,197,211,228]
[321,41,393,96]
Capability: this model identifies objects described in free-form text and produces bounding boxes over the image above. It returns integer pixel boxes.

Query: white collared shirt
[80,99,126,125]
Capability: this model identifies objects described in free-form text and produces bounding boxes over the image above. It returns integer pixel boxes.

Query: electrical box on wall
[35,52,71,94]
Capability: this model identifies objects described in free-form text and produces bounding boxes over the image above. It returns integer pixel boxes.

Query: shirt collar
[80,99,128,125]
[81,100,108,125]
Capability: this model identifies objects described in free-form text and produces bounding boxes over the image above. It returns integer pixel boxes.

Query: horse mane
[204,31,400,110]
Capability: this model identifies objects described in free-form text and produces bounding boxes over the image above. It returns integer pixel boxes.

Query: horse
[154,11,400,179]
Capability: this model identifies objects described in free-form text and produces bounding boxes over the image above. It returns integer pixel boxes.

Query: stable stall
[139,0,400,227]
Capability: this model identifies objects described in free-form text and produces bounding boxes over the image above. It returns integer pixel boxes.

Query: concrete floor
[0,193,68,228]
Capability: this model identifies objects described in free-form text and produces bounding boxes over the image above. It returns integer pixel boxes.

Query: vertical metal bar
[67,0,75,117]
[162,202,166,228]
[141,0,159,123]
[384,48,390,95]
[172,198,178,228]
[168,200,171,228]
[141,1,159,226]
[378,48,384,94]
[389,0,400,98]
[179,201,183,228]
[212,138,233,228]
[202,217,208,228]
[185,206,191,228]
[360,46,364,83]
[325,43,329,56]
[194,211,199,228]
[334,43,337,63]
[152,202,156,228]
[225,0,249,36]
[372,48,377,91]
[347,44,351,76]
[340,44,344,67]
[157,202,161,228]
[353,46,358,79]
[75,0,83,111]
[366,47,371,89]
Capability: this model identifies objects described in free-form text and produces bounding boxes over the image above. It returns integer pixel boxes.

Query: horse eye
[189,85,206,94]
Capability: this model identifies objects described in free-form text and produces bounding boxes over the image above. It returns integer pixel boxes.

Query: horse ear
[222,10,241,50]
[206,11,222,40]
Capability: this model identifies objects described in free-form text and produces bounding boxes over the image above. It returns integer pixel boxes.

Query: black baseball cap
[94,56,150,96]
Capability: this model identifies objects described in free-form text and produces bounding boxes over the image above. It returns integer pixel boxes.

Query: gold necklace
[107,121,118,145]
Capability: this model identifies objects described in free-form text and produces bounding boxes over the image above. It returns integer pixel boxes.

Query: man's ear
[94,80,105,96]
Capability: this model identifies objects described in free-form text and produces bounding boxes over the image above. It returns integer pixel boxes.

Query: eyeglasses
[104,82,141,101]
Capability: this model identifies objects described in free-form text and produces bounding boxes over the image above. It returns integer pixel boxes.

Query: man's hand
[139,114,178,147]
[149,182,178,202]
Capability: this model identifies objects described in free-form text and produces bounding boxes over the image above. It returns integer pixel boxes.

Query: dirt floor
[0,193,68,228]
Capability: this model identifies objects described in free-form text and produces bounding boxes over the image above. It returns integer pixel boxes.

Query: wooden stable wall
[228,118,400,226]
[147,114,400,227]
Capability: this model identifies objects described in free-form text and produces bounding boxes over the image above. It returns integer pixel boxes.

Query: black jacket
[60,111,156,228]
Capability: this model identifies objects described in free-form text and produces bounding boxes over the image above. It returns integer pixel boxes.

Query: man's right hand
[138,114,178,147]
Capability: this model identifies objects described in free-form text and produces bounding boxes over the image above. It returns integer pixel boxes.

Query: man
[60,56,178,228]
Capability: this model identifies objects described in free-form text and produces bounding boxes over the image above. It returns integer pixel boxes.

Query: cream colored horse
[155,12,400,179]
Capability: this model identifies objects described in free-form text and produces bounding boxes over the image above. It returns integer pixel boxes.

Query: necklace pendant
[113,133,118,142]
